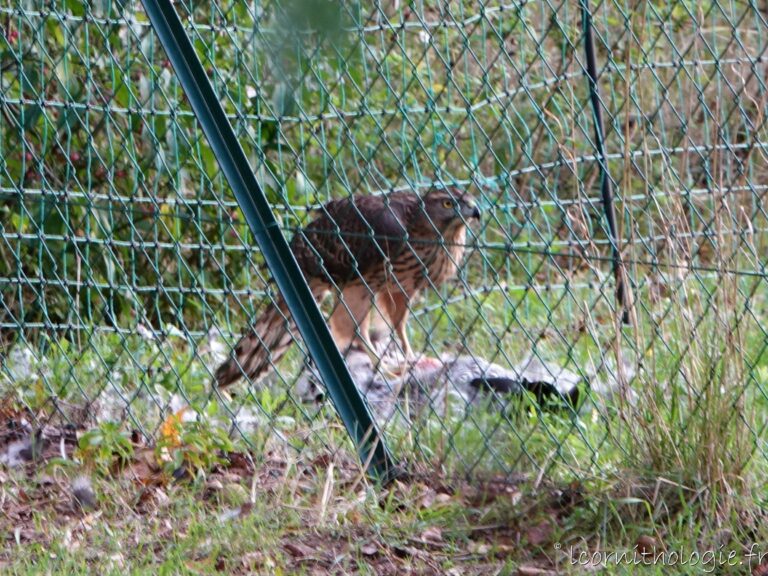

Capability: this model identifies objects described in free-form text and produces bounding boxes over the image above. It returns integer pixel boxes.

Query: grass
[3,443,768,575]
[0,438,535,575]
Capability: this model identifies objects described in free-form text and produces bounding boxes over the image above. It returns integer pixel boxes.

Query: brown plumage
[214,188,479,388]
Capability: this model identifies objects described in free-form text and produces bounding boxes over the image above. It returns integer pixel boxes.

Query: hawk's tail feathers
[213,294,296,389]
[214,282,327,388]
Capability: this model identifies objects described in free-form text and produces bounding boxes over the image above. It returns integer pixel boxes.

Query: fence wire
[1,0,767,485]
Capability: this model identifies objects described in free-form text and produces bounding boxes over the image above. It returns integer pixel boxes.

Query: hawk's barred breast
[389,224,467,294]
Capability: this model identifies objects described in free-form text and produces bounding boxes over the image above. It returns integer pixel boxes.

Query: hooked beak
[461,201,480,220]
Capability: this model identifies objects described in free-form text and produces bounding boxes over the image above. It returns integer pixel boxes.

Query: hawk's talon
[352,340,399,380]
[375,363,401,381]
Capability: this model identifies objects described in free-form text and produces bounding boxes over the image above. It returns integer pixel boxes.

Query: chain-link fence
[1,0,767,486]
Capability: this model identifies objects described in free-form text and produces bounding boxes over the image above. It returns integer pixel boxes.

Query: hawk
[214,188,480,388]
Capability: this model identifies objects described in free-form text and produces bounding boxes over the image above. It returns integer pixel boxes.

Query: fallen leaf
[152,488,171,508]
[392,544,423,559]
[217,503,254,523]
[419,526,443,544]
[221,482,249,506]
[517,565,556,575]
[224,451,254,475]
[525,521,553,547]
[205,478,224,496]
[435,492,453,504]
[159,407,187,448]
[419,488,436,509]
[123,458,160,486]
[240,551,265,569]
[636,534,658,557]
[283,541,313,558]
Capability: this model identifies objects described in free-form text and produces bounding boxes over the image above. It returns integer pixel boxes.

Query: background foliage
[1,0,767,489]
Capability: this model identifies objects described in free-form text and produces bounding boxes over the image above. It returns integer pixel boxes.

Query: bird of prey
[214,188,480,388]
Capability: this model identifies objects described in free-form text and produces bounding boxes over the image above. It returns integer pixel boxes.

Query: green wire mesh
[1,0,767,484]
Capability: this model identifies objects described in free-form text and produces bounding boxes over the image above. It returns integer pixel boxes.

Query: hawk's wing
[292,192,418,284]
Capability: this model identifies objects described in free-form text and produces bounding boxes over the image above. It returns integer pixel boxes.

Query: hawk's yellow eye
[442,200,453,209]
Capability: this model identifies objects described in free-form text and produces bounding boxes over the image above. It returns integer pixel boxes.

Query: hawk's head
[420,188,480,230]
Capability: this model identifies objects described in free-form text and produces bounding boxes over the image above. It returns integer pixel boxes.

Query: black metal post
[580,0,632,324]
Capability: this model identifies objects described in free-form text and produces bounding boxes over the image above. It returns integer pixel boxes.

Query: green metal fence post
[139,0,398,483]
